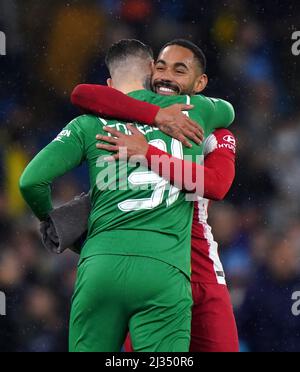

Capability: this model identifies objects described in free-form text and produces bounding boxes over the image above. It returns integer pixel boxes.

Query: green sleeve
[192,95,235,133]
[19,118,86,220]
[208,98,235,129]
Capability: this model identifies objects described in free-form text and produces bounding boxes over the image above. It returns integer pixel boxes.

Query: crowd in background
[1,0,300,352]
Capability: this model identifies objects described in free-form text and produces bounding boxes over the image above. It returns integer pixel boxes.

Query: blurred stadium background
[1,0,300,352]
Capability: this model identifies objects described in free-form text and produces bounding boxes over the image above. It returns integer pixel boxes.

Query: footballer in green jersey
[20,40,234,352]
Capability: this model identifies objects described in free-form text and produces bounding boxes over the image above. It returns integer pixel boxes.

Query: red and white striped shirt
[191,129,236,284]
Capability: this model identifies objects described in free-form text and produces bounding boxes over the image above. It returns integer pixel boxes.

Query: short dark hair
[159,39,207,73]
[105,39,154,72]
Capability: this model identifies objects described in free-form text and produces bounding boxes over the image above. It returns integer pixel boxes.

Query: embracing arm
[19,120,85,220]
[97,125,236,201]
[206,97,235,131]
[71,84,203,147]
[71,84,160,125]
[145,129,236,200]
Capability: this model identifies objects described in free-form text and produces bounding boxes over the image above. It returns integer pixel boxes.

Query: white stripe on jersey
[182,96,191,116]
[197,197,226,285]
[203,133,218,157]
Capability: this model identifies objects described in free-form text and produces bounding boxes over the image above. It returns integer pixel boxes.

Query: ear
[107,78,114,88]
[151,60,155,73]
[193,74,208,94]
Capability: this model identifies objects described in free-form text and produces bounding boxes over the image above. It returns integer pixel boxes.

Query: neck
[114,81,145,95]
[111,71,150,94]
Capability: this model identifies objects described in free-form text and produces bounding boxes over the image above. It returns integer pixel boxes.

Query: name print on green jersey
[53,129,72,143]
[100,118,160,136]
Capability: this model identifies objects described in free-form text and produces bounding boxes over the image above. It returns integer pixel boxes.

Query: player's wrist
[140,143,150,160]
[153,109,165,127]
[131,139,149,161]
[145,145,170,166]
[148,105,161,126]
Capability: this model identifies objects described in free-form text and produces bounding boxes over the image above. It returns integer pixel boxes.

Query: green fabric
[128,90,235,137]
[69,255,192,352]
[19,90,234,278]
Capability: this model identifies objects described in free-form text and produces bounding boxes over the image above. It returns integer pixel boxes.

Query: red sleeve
[145,129,236,201]
[71,84,160,126]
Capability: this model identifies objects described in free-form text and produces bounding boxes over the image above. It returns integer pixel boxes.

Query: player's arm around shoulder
[209,97,235,129]
[192,95,235,131]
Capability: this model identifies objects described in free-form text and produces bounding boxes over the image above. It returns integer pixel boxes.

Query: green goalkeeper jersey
[20,90,234,278]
